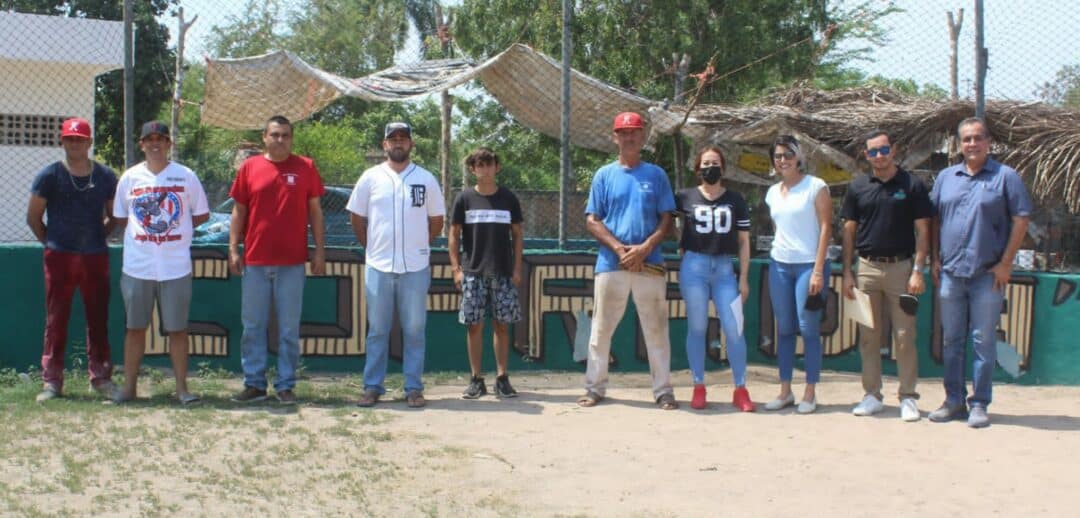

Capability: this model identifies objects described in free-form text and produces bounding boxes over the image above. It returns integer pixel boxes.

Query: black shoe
[462,376,487,399]
[231,386,268,403]
[494,375,518,398]
[928,401,968,423]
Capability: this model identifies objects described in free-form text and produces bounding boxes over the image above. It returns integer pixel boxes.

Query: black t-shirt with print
[451,186,524,276]
[675,187,751,256]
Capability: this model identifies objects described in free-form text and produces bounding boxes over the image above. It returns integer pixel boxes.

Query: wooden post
[171,7,197,161]
[947,8,963,101]
[974,0,987,117]
[672,53,689,190]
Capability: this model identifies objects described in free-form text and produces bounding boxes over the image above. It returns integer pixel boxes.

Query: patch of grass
[195,361,233,380]
[477,493,521,517]
[59,453,93,493]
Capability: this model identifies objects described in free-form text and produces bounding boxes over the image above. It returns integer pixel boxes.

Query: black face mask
[701,166,723,184]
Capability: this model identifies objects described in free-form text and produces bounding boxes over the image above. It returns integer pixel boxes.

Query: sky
[166,0,1079,102]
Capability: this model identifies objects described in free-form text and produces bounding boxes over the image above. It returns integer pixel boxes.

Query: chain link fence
[3,1,1079,270]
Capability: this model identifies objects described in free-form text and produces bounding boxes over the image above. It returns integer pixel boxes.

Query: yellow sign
[816,161,853,184]
[737,153,771,174]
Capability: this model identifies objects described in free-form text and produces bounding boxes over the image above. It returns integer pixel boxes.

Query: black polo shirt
[840,168,935,257]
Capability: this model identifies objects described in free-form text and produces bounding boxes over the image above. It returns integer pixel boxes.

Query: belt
[860,254,911,264]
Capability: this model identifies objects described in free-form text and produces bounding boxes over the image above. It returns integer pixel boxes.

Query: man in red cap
[26,117,120,402]
[579,111,679,410]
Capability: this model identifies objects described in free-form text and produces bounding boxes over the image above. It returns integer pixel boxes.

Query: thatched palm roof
[670,87,1080,212]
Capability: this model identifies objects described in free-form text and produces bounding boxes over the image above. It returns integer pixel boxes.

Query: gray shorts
[120,273,192,332]
[459,274,522,325]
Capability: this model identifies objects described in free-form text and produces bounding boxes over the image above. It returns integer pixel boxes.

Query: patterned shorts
[459,274,522,325]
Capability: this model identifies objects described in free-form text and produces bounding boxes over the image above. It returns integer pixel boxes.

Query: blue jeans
[768,260,830,384]
[939,271,1003,408]
[364,266,430,394]
[678,252,747,386]
[240,264,306,392]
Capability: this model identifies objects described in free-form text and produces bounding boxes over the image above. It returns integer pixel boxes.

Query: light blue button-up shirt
[931,158,1032,278]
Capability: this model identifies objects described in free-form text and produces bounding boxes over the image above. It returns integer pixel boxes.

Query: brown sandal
[577,391,602,407]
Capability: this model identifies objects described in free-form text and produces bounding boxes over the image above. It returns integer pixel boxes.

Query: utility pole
[974,0,987,117]
[123,0,135,166]
[558,0,572,248]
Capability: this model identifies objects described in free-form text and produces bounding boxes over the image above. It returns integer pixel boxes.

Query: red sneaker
[732,386,755,412]
[691,384,707,410]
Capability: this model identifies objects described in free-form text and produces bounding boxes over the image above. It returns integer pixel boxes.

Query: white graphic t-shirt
[113,161,210,281]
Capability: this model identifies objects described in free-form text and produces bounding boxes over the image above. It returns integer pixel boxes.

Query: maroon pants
[41,249,113,390]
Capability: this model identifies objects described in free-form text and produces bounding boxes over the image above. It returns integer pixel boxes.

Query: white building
[0,11,124,241]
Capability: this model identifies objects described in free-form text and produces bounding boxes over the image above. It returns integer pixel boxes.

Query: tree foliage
[1036,64,1080,108]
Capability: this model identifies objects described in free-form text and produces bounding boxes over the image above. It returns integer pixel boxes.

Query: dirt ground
[377,366,1080,517]
[5,366,1080,517]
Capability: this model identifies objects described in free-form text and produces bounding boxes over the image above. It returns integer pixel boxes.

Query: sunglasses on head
[866,145,891,158]
[773,150,796,161]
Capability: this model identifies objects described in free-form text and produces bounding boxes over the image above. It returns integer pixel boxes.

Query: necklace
[65,160,96,192]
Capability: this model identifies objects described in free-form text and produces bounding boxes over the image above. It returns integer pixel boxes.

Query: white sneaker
[900,398,920,422]
[852,394,884,416]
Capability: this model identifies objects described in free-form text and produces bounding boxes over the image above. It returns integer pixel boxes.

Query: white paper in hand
[730,296,744,337]
[845,287,875,329]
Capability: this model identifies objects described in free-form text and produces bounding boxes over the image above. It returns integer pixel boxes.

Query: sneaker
[462,376,487,399]
[36,384,61,403]
[690,384,707,410]
[928,401,968,423]
[797,398,817,414]
[276,389,298,405]
[231,386,268,403]
[967,405,990,428]
[494,375,518,398]
[764,393,795,411]
[900,398,920,422]
[91,380,120,400]
[732,387,755,412]
[852,394,884,416]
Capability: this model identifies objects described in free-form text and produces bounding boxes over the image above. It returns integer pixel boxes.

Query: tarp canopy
[203,43,677,154]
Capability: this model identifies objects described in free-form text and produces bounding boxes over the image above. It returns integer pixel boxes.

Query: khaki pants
[856,257,919,401]
[584,270,672,399]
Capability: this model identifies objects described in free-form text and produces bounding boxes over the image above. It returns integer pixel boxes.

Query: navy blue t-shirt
[30,161,118,253]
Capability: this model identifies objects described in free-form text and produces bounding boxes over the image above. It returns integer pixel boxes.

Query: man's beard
[387,148,410,163]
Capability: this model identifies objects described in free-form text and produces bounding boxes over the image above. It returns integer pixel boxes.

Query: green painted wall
[3,244,1078,384]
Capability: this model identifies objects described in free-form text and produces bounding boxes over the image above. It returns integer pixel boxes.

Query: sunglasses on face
[866,145,891,158]
[773,151,796,161]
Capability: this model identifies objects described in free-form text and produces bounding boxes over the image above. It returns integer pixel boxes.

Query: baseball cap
[613,112,645,131]
[384,121,412,139]
[60,118,92,139]
[140,120,170,140]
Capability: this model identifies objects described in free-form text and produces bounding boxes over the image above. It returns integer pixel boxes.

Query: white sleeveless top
[765,174,828,264]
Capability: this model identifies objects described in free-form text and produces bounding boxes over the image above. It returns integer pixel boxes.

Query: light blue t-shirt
[585,160,676,273]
